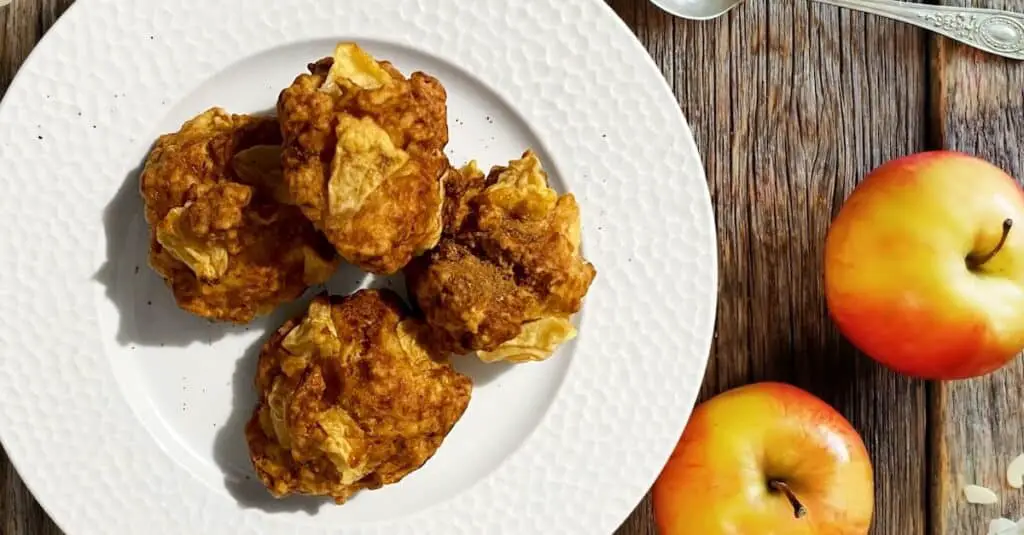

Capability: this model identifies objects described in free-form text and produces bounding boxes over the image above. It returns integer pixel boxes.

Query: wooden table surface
[2,0,1023,533]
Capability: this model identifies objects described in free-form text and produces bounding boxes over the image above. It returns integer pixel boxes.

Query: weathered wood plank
[930,2,1024,534]
[0,0,72,92]
[612,1,930,533]
[0,0,954,533]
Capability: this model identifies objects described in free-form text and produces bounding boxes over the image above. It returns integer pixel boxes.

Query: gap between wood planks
[929,2,1024,534]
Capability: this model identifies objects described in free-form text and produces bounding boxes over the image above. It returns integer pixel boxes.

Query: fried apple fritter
[441,161,487,237]
[140,108,339,323]
[245,289,472,504]
[278,42,449,275]
[406,151,597,363]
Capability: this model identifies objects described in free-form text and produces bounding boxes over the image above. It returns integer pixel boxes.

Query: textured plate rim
[0,0,718,533]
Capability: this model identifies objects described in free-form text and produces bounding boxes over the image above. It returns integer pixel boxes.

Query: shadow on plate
[94,108,285,349]
[93,159,254,348]
[210,312,334,515]
[452,355,514,387]
[209,266,515,514]
[210,263,380,515]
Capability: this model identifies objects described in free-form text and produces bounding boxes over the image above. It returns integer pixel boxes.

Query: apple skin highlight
[825,151,1024,380]
[652,382,874,535]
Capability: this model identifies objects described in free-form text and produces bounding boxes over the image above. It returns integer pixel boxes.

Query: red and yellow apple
[825,151,1024,380]
[653,382,874,535]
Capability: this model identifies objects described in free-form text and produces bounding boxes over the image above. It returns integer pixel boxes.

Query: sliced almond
[989,517,1016,534]
[1007,453,1024,489]
[964,484,999,505]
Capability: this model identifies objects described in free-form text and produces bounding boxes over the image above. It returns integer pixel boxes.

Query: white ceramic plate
[0,0,717,533]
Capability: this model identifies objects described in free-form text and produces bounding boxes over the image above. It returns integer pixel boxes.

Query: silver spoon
[651,0,1024,60]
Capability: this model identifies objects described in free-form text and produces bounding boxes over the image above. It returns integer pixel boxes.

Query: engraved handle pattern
[812,0,1024,60]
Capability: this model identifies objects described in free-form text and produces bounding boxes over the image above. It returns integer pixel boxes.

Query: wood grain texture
[3,0,1020,534]
[609,1,930,533]
[930,1,1024,533]
[0,0,71,91]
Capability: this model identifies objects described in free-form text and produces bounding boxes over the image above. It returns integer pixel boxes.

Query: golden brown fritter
[406,151,597,363]
[140,108,339,323]
[245,289,472,504]
[277,42,449,275]
[440,161,487,237]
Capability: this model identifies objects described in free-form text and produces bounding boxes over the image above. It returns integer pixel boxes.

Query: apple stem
[968,218,1013,269]
[769,480,807,519]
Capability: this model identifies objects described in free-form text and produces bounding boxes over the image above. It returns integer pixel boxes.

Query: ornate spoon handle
[812,0,1024,60]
